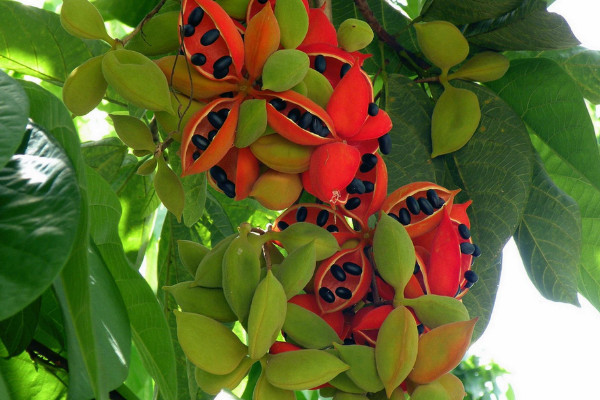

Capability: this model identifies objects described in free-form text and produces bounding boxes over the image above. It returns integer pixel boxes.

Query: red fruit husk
[244,5,280,80]
[207,147,260,200]
[309,142,360,204]
[351,305,393,346]
[300,7,338,47]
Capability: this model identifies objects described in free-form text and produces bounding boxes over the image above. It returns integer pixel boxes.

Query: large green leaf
[0,70,29,169]
[450,81,534,339]
[95,0,161,27]
[81,137,128,183]
[0,297,41,358]
[514,155,581,305]
[0,124,80,321]
[0,2,108,83]
[86,167,178,400]
[421,0,522,24]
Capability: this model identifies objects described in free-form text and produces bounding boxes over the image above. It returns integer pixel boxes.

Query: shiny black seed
[213,55,232,70]
[464,281,474,289]
[213,66,229,79]
[418,197,434,215]
[343,262,362,275]
[335,287,352,299]
[316,210,329,226]
[192,134,209,150]
[340,63,351,78]
[346,178,366,194]
[201,29,220,45]
[460,242,475,255]
[208,130,218,141]
[258,0,268,3]
[326,224,339,233]
[192,151,200,160]
[218,108,230,120]
[378,133,391,155]
[417,324,425,335]
[426,189,442,209]
[344,338,356,345]
[458,224,471,240]
[414,262,420,274]
[315,124,330,138]
[298,112,313,129]
[398,208,411,225]
[314,55,326,73]
[182,24,195,37]
[295,206,307,222]
[219,180,236,198]
[359,156,377,173]
[209,165,227,183]
[345,197,361,210]
[311,116,324,135]
[188,7,204,26]
[277,221,289,230]
[287,108,301,122]
[464,270,479,283]
[191,53,207,66]
[319,287,335,303]
[472,244,481,257]
[330,264,346,282]
[220,91,234,98]
[368,102,379,116]
[406,196,420,215]
[207,111,224,129]
[388,213,400,222]
[269,98,286,111]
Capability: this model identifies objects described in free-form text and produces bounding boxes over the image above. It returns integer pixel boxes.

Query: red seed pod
[314,244,372,313]
[309,142,361,204]
[181,96,242,176]
[269,341,302,354]
[300,7,338,47]
[244,5,280,80]
[181,0,244,81]
[299,43,370,88]
[351,305,393,346]
[288,293,345,337]
[207,147,260,200]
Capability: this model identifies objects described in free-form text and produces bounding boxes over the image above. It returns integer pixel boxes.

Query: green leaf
[0,70,29,169]
[450,81,534,340]
[182,172,208,228]
[81,137,128,183]
[421,0,523,24]
[95,0,159,28]
[0,124,81,321]
[514,156,581,305]
[0,2,108,83]
[86,167,178,400]
[0,297,41,358]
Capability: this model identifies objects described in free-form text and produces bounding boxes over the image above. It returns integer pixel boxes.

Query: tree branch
[121,0,169,45]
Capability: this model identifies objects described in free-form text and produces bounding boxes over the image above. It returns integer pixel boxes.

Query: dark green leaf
[34,289,66,358]
[82,137,128,183]
[123,343,155,400]
[95,0,162,27]
[0,70,29,169]
[0,297,41,357]
[0,124,80,321]
[421,0,522,24]
[514,155,581,305]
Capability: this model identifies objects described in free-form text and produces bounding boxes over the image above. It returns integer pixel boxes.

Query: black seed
[378,133,391,155]
[277,221,289,230]
[326,224,339,233]
[295,206,307,222]
[287,108,301,122]
[344,338,356,345]
[182,24,195,37]
[472,244,481,257]
[414,262,420,274]
[368,102,379,116]
[319,287,335,303]
[316,210,329,226]
[213,55,232,70]
[464,270,479,283]
[460,242,475,255]
[418,197,434,215]
[311,116,323,135]
[219,180,236,198]
[298,112,313,130]
[398,208,411,225]
[406,196,420,215]
[192,134,209,150]
[345,197,361,210]
[209,165,227,183]
[258,0,268,3]
[340,63,351,78]
[388,213,400,222]
[218,108,230,120]
[330,264,346,282]
[269,98,286,111]
[335,287,352,299]
[359,154,378,173]
[464,281,474,289]
[201,29,220,45]
[417,324,425,335]
[458,224,471,240]
[426,189,442,209]
[363,181,374,193]
[192,151,200,160]
[314,55,326,73]
[208,130,218,141]
[188,7,204,26]
[342,262,362,276]
[207,111,224,129]
[346,178,366,195]
[315,123,330,138]
[191,53,207,66]
[213,66,229,79]
[220,91,234,98]
[366,292,374,302]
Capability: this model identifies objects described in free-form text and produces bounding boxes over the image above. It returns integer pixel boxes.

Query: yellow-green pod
[177,240,210,277]
[414,21,468,70]
[275,0,309,49]
[282,302,342,349]
[154,157,184,222]
[164,281,237,322]
[194,233,237,288]
[254,365,296,400]
[194,357,255,395]
[448,52,509,82]
[62,55,107,116]
[60,0,113,43]
[109,114,155,152]
[272,222,339,261]
[272,241,316,299]
[403,295,469,329]
[333,343,383,393]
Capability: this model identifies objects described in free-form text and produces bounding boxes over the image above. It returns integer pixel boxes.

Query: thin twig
[414,76,440,83]
[121,0,169,45]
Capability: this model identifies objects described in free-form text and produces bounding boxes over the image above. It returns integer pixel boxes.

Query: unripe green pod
[124,11,179,56]
[403,295,469,329]
[194,234,237,288]
[272,222,340,261]
[303,68,334,108]
[60,0,113,43]
[136,157,157,176]
[164,281,237,322]
[282,302,342,349]
[254,366,296,400]
[430,85,481,158]
[265,349,349,391]
[448,52,510,82]
[194,357,255,395]
[262,50,309,92]
[247,271,288,359]
[275,0,309,49]
[337,18,374,52]
[177,240,210,277]
[410,381,450,400]
[333,344,383,393]
[109,114,155,152]
[154,156,184,222]
[333,392,369,400]
[250,134,314,174]
[216,0,252,20]
[414,21,469,70]
[235,99,268,148]
[102,49,174,114]
[272,241,316,299]
[437,373,466,400]
[329,372,366,394]
[62,54,107,116]
[174,310,247,375]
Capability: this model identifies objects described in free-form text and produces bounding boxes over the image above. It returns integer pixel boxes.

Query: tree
[0,0,597,399]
